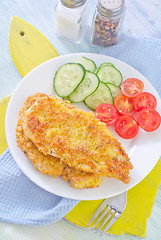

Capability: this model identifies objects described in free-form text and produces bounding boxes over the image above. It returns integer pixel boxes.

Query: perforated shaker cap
[60,0,86,8]
[98,0,125,17]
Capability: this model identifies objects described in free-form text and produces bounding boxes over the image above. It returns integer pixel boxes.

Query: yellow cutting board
[7,16,161,237]
[9,16,58,77]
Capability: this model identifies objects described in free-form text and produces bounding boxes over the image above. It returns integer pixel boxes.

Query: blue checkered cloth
[0,34,161,225]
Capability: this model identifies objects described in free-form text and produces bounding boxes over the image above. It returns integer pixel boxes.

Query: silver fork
[87,191,127,235]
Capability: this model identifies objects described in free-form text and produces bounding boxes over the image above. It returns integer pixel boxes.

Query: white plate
[5,53,161,200]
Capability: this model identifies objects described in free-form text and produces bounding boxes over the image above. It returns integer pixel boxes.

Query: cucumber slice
[97,62,114,70]
[69,71,100,103]
[54,63,85,97]
[97,65,123,86]
[84,82,113,111]
[62,96,69,100]
[106,83,122,99]
[74,56,97,72]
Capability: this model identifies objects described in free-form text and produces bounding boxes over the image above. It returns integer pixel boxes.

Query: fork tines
[87,199,120,234]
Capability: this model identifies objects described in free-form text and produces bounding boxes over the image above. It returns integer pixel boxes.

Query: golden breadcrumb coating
[16,93,103,188]
[62,166,103,189]
[23,94,133,183]
[16,93,64,177]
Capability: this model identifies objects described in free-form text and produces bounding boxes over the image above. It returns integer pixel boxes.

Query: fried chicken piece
[23,94,133,183]
[62,166,103,189]
[16,93,64,177]
[16,93,103,188]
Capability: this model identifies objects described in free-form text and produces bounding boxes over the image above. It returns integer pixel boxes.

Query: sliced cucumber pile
[54,63,85,97]
[97,65,122,86]
[53,57,123,110]
[85,82,113,111]
[73,56,97,72]
[69,71,99,103]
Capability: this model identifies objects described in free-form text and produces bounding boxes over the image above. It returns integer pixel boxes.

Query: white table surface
[0,0,161,239]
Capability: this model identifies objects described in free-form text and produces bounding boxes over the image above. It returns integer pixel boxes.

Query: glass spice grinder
[91,0,125,47]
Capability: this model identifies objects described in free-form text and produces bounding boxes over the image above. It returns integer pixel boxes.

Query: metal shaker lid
[98,0,125,17]
[98,0,125,10]
[60,0,86,8]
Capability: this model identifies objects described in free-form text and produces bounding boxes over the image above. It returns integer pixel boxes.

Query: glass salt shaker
[55,0,88,43]
[91,0,125,47]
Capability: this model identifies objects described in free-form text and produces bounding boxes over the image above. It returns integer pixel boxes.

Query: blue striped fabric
[0,149,79,225]
[101,34,161,97]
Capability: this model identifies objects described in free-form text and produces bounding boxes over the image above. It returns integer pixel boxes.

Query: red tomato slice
[121,78,144,98]
[95,103,118,126]
[137,108,161,132]
[134,92,157,111]
[115,115,139,139]
[114,95,135,115]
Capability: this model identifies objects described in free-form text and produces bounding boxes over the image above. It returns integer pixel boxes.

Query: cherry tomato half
[137,108,161,132]
[134,92,157,111]
[95,103,118,126]
[114,95,135,115]
[115,115,139,139]
[121,78,144,98]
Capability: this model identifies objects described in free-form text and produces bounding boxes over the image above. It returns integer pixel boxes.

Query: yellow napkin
[0,95,11,155]
[1,95,161,237]
[65,161,161,237]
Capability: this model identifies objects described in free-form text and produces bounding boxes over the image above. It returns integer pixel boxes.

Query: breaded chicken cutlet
[22,93,133,184]
[62,166,102,189]
[16,93,103,189]
[16,93,64,177]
